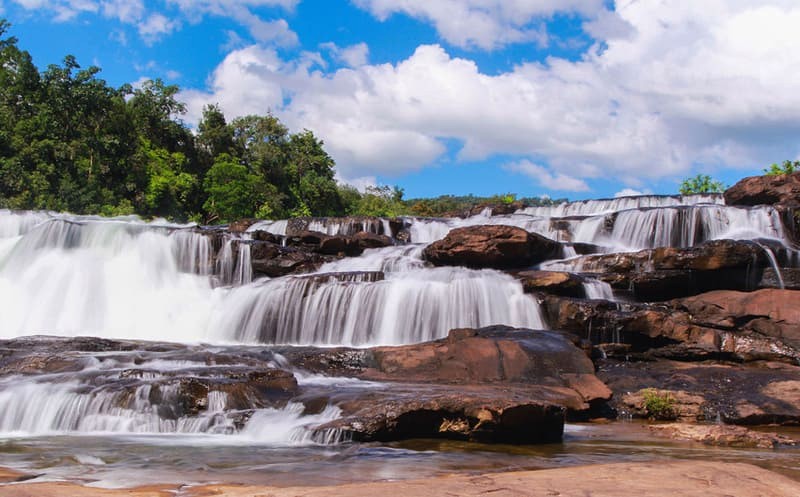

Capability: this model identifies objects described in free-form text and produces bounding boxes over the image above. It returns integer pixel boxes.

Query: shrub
[642,389,677,420]
[764,160,799,176]
[679,174,725,195]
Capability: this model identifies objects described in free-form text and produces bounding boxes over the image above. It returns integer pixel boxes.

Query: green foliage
[202,154,278,223]
[641,389,677,420]
[0,19,576,224]
[764,160,799,176]
[679,174,725,195]
[349,185,407,217]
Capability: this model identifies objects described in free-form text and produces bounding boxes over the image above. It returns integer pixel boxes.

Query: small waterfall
[0,376,343,444]
[755,242,786,289]
[210,268,544,346]
[216,238,253,286]
[583,279,614,300]
[519,194,724,217]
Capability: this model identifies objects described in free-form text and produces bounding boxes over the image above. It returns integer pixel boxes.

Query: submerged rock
[423,225,562,269]
[649,423,796,448]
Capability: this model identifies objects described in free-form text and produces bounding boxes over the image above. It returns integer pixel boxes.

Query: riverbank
[1,461,798,497]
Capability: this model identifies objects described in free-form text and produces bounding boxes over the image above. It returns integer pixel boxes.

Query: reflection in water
[1,422,799,488]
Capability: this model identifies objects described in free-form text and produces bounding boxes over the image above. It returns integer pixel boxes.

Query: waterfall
[0,373,342,443]
[0,211,542,345]
[518,194,723,217]
[583,279,614,300]
[208,267,544,346]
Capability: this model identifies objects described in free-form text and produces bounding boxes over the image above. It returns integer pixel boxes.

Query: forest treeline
[0,21,560,223]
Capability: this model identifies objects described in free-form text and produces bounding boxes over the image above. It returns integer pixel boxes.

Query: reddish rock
[514,270,587,298]
[423,225,562,269]
[351,231,393,250]
[649,423,795,448]
[724,171,800,206]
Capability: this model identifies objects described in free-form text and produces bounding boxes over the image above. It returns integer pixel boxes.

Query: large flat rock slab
[5,461,797,497]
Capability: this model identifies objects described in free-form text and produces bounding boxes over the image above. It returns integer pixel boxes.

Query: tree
[764,160,799,176]
[202,153,280,223]
[352,185,407,217]
[679,174,725,195]
[284,130,341,217]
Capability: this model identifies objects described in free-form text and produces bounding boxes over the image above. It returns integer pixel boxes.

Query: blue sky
[5,0,800,200]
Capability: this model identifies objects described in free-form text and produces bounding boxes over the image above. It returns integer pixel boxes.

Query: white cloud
[505,160,590,192]
[138,12,178,44]
[321,42,369,68]
[101,0,143,23]
[167,0,298,46]
[180,1,800,191]
[353,0,604,50]
[614,188,647,198]
[13,0,296,46]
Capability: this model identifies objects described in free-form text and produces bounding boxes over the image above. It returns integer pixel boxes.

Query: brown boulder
[364,327,611,408]
[423,225,562,269]
[315,385,566,444]
[249,241,327,277]
[351,231,393,250]
[514,270,587,298]
[724,171,800,206]
[577,239,770,301]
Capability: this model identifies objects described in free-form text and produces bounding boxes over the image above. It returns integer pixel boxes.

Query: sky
[3,0,800,200]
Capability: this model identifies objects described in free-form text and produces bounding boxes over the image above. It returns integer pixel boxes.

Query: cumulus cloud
[138,12,178,44]
[181,0,800,191]
[12,0,297,45]
[321,42,369,68]
[614,188,651,198]
[353,0,604,50]
[504,160,590,192]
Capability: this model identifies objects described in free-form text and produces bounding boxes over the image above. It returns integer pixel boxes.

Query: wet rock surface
[573,239,773,301]
[423,225,562,269]
[0,327,612,445]
[648,423,796,448]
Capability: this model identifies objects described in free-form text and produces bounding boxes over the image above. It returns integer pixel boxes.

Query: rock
[13,462,800,497]
[317,234,355,255]
[423,225,563,269]
[621,388,706,421]
[250,230,282,244]
[249,241,327,277]
[676,289,800,348]
[351,231,393,250]
[365,327,611,408]
[759,268,800,290]
[514,270,587,298]
[598,356,800,426]
[283,326,612,443]
[724,171,800,207]
[228,218,259,233]
[542,289,800,364]
[316,386,567,444]
[649,423,795,448]
[286,230,391,256]
[575,239,770,301]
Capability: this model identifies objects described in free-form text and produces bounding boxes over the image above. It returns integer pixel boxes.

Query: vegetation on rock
[679,174,725,195]
[764,160,799,176]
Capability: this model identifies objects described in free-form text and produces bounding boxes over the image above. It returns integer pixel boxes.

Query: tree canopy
[0,20,557,223]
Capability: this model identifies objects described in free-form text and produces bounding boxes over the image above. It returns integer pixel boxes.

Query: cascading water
[209,267,543,346]
[1,192,797,450]
[0,211,543,345]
